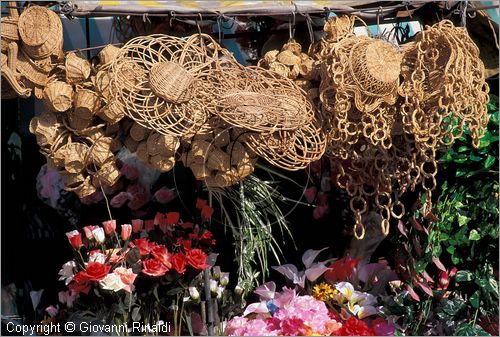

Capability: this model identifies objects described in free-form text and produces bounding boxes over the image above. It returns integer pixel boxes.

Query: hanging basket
[74,88,101,120]
[16,48,50,87]
[1,17,19,41]
[97,44,120,69]
[18,5,63,59]
[93,161,121,187]
[64,142,90,174]
[98,100,125,124]
[65,52,91,84]
[146,132,180,156]
[43,81,73,112]
[149,61,195,103]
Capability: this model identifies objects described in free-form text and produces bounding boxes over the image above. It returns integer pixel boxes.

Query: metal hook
[169,11,176,27]
[305,13,315,45]
[142,12,150,24]
[376,6,383,37]
[289,8,296,40]
[461,0,469,27]
[216,12,223,43]
[196,13,203,36]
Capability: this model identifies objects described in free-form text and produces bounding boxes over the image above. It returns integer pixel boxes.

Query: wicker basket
[16,48,50,87]
[74,88,101,120]
[146,132,180,156]
[98,100,125,124]
[93,161,121,186]
[65,52,91,84]
[149,61,195,103]
[18,6,63,59]
[64,142,90,174]
[97,44,120,69]
[1,17,19,41]
[43,81,73,112]
[149,154,175,172]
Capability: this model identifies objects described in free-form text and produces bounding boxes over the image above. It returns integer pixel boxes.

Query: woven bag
[43,81,73,112]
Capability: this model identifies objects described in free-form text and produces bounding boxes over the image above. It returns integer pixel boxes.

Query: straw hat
[65,52,91,84]
[18,5,63,60]
[43,81,73,112]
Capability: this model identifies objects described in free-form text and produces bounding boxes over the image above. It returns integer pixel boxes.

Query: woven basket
[93,70,112,101]
[74,88,101,120]
[93,161,121,186]
[206,148,231,171]
[65,52,91,84]
[149,61,195,103]
[18,6,63,59]
[146,132,180,156]
[43,81,73,112]
[97,44,120,69]
[190,163,210,179]
[64,142,90,174]
[68,113,93,131]
[1,17,19,41]
[149,154,175,172]
[129,122,149,142]
[124,135,139,153]
[64,174,96,198]
[16,48,50,87]
[1,58,32,97]
[135,142,149,163]
[88,137,114,167]
[98,100,124,124]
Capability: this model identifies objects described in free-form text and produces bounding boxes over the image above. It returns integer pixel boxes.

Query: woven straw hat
[65,52,91,84]
[43,81,73,112]
[18,6,63,59]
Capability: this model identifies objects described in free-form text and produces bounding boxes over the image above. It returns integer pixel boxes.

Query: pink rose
[313,205,329,220]
[142,259,169,277]
[151,245,172,268]
[114,267,137,293]
[45,305,59,318]
[83,225,99,240]
[121,224,132,241]
[66,230,83,249]
[132,219,144,233]
[102,220,117,235]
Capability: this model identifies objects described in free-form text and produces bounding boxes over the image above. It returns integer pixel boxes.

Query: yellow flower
[312,282,337,302]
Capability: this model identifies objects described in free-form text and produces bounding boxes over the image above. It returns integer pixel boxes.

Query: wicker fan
[110,33,237,137]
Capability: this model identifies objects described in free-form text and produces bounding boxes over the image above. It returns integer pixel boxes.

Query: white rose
[220,272,229,287]
[89,251,106,264]
[92,227,105,243]
[209,279,218,294]
[99,273,126,292]
[58,261,76,285]
[189,287,200,301]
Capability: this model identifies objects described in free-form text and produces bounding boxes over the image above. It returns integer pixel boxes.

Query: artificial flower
[131,238,153,256]
[88,250,106,264]
[189,286,200,301]
[142,258,169,277]
[58,261,76,285]
[171,253,187,274]
[220,272,230,287]
[120,164,139,180]
[102,220,116,235]
[196,198,207,210]
[131,219,144,233]
[92,227,105,243]
[110,192,131,208]
[325,256,360,282]
[45,305,59,318]
[65,230,83,249]
[145,219,155,232]
[99,272,127,292]
[151,245,172,268]
[333,316,376,336]
[186,248,210,270]
[166,212,180,225]
[114,267,137,293]
[106,248,127,263]
[121,224,132,241]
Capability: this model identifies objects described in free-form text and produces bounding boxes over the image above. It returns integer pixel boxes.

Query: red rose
[145,219,155,232]
[151,245,172,268]
[201,205,214,221]
[200,230,213,241]
[132,219,144,233]
[154,212,165,226]
[142,259,169,277]
[166,212,180,225]
[171,253,187,274]
[76,262,110,282]
[66,230,83,249]
[183,239,192,251]
[69,278,91,294]
[131,238,152,256]
[196,198,207,210]
[186,249,210,270]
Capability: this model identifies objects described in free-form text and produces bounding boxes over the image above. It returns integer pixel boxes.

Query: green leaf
[441,299,467,317]
[469,229,481,241]
[458,215,469,226]
[131,306,141,321]
[457,145,470,153]
[469,153,484,162]
[446,246,456,254]
[456,270,474,282]
[484,155,496,169]
[470,290,480,308]
[455,322,490,336]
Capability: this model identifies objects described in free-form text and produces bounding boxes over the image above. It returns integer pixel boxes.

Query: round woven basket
[98,100,124,124]
[93,161,121,186]
[88,137,114,167]
[129,122,149,142]
[149,154,175,172]
[18,6,63,59]
[64,142,90,174]
[146,132,180,156]
[43,81,73,112]
[149,61,195,103]
[67,113,94,131]
[124,135,139,153]
[65,52,91,84]
[93,70,112,101]
[74,88,101,120]
[97,44,120,69]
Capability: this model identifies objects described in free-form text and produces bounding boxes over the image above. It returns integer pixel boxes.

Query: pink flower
[151,245,172,268]
[121,164,139,180]
[313,205,329,220]
[114,267,137,293]
[58,290,77,308]
[439,270,450,289]
[201,205,214,221]
[80,191,104,205]
[121,224,132,241]
[166,212,180,225]
[145,219,155,232]
[370,317,395,336]
[196,198,207,210]
[102,220,116,235]
[106,248,127,263]
[154,187,176,204]
[281,317,308,336]
[132,219,144,233]
[45,305,59,318]
[110,192,131,208]
[83,225,99,240]
[66,230,83,249]
[154,212,166,227]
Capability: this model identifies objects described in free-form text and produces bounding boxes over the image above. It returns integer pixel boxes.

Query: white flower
[234,285,244,296]
[216,286,224,299]
[209,279,218,294]
[99,273,126,292]
[351,292,377,306]
[348,303,379,319]
[89,251,106,264]
[220,272,229,287]
[189,287,200,301]
[335,281,355,302]
[212,266,221,280]
[58,261,76,285]
[92,227,105,243]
